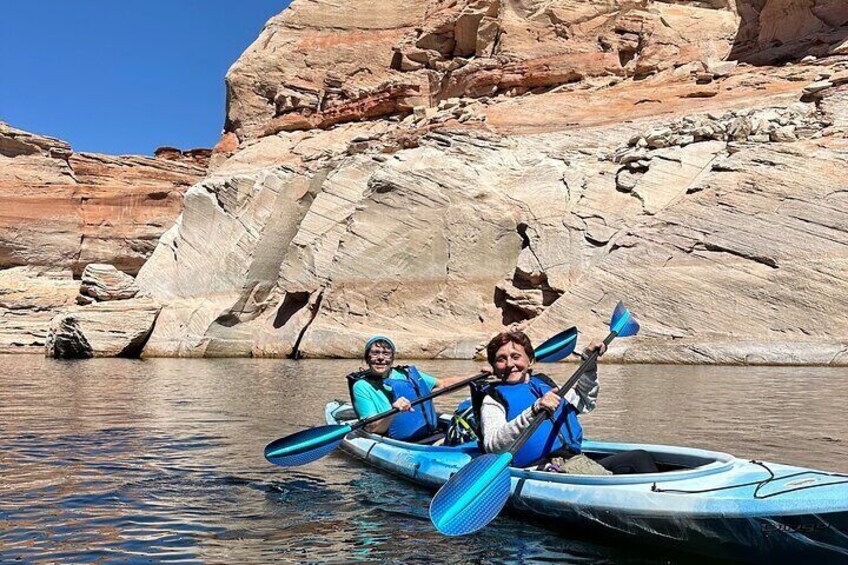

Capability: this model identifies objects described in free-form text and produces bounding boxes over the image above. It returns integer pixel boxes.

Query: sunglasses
[367,349,394,360]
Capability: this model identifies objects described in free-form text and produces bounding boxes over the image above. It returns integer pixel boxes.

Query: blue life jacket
[346,365,438,442]
[472,373,583,467]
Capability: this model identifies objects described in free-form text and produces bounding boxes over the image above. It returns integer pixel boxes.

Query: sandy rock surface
[131,0,848,363]
[0,267,79,353]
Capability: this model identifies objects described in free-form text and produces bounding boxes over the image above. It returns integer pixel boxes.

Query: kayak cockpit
[528,439,737,485]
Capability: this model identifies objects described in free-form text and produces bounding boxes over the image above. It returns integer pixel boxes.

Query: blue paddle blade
[534,326,579,363]
[609,301,640,337]
[430,452,513,536]
[264,424,351,467]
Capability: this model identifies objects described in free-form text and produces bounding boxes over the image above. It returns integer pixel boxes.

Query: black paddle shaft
[507,331,617,457]
[353,372,489,430]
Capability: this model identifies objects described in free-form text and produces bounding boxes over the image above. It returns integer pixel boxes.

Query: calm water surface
[1,356,846,563]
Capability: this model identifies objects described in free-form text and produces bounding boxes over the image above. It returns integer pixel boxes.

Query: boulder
[770,125,798,142]
[80,264,140,301]
[45,298,161,359]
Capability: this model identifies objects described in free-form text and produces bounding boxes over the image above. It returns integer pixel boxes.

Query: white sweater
[479,369,599,455]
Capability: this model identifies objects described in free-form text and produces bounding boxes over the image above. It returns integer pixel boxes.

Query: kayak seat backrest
[333,406,358,422]
[345,369,373,417]
[468,373,555,437]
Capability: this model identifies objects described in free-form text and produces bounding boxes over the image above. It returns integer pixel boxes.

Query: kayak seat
[331,405,358,422]
[581,448,709,473]
[468,379,496,449]
[413,432,446,445]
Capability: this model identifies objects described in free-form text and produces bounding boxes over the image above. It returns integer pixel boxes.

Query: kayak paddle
[429,301,640,536]
[264,326,580,467]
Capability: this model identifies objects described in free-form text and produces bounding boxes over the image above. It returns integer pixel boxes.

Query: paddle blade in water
[534,326,579,363]
[264,424,351,467]
[430,452,513,536]
[610,301,640,337]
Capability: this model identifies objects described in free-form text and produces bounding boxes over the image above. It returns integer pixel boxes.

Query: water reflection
[0,356,845,563]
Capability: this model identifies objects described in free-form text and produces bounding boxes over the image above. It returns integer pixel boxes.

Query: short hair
[486,331,535,366]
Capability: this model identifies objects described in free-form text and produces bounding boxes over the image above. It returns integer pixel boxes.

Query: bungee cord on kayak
[651,460,848,500]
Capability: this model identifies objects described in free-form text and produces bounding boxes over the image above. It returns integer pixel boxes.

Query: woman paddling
[478,331,657,474]
[348,335,469,442]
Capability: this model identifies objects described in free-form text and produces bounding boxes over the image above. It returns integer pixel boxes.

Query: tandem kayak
[325,401,848,563]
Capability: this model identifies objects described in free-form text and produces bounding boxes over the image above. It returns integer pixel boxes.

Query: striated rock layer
[221,0,848,144]
[79,263,140,303]
[0,123,207,354]
[0,122,207,276]
[133,0,848,363]
[0,267,79,353]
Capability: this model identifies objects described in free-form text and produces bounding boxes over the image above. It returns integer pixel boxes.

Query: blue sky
[1,1,288,155]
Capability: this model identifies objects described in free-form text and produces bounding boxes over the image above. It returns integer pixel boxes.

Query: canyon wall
[0,123,207,353]
[134,0,848,363]
[7,1,846,362]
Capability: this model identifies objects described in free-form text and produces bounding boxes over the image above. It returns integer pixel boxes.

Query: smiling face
[492,340,533,384]
[366,342,395,377]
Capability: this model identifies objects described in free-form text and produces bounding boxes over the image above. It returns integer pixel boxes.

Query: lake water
[1,355,846,563]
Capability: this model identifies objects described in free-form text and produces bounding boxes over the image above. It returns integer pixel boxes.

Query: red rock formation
[222,0,848,146]
[0,122,207,275]
[731,0,848,63]
[6,1,847,362]
[153,146,212,168]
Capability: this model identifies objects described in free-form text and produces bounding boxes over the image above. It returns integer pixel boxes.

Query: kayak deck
[325,401,848,563]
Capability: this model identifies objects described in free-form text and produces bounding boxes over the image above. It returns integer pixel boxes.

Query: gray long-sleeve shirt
[479,369,599,455]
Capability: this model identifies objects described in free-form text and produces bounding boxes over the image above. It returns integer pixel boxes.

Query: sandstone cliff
[222,0,847,143]
[0,123,208,275]
[131,0,848,363]
[0,123,207,353]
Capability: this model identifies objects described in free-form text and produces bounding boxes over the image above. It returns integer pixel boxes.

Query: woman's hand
[534,389,561,415]
[585,339,607,356]
[392,396,414,412]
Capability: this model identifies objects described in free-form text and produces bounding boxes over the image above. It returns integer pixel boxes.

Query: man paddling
[347,336,470,441]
